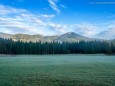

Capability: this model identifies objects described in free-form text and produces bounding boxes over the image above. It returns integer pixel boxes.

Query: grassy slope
[0,55,115,86]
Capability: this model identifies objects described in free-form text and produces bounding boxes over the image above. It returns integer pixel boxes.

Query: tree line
[0,38,115,54]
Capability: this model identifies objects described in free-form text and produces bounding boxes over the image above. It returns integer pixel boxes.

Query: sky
[0,0,115,37]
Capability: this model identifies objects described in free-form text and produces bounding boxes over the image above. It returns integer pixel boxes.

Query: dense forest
[0,38,115,54]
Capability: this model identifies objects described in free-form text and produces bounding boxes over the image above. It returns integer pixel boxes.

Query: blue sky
[0,0,115,37]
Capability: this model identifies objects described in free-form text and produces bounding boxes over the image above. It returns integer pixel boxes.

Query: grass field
[0,54,115,86]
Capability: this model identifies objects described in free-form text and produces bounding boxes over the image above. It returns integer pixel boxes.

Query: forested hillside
[0,38,115,54]
[0,32,93,42]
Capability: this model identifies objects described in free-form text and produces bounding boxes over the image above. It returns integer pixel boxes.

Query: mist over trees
[0,38,115,54]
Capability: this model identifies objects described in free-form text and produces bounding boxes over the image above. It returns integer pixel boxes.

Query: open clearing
[0,54,115,86]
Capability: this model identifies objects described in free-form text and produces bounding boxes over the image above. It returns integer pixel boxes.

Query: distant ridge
[0,32,94,42]
[95,29,115,39]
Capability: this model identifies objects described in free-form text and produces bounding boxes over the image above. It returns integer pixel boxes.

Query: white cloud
[48,0,60,13]
[0,4,69,36]
[45,22,99,37]
[0,4,101,37]
[0,5,55,35]
[60,4,67,8]
[0,5,26,15]
[41,14,55,19]
[74,23,99,37]
[48,23,67,34]
[1,4,115,38]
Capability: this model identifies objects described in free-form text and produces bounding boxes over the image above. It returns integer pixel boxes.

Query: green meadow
[0,55,115,86]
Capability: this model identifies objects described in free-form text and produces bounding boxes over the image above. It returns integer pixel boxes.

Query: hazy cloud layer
[0,4,115,37]
[0,5,58,35]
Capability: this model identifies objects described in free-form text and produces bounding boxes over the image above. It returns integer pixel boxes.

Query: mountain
[54,32,91,42]
[0,32,12,39]
[95,29,115,39]
[0,32,93,42]
[12,34,44,42]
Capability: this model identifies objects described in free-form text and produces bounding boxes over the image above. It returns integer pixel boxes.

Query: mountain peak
[64,32,77,35]
[62,32,82,37]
